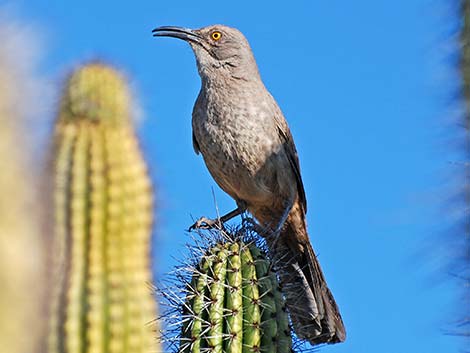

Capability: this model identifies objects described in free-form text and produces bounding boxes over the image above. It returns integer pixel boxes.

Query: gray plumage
[153,24,345,345]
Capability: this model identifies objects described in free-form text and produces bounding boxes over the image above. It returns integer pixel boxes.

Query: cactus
[48,63,159,353]
[176,231,292,353]
[0,19,46,353]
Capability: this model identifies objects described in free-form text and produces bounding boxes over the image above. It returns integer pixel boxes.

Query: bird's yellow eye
[211,31,222,41]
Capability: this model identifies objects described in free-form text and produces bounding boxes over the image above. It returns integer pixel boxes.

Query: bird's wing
[274,113,307,214]
[192,91,203,155]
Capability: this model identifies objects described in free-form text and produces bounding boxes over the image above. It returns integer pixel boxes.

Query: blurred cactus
[0,18,46,353]
[460,0,470,214]
[48,63,159,353]
[462,0,470,131]
[459,0,470,342]
[175,231,292,353]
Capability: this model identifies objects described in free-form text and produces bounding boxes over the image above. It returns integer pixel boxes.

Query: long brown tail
[264,206,346,345]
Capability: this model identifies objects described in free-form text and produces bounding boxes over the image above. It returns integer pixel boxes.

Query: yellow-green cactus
[48,63,158,353]
[179,233,292,353]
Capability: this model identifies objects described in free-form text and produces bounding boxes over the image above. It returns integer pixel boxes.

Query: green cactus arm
[271,271,291,353]
[224,242,243,353]
[175,235,292,353]
[119,129,155,352]
[105,127,129,353]
[48,124,77,353]
[61,64,130,125]
[207,246,228,353]
[48,63,158,353]
[240,243,261,353]
[66,124,91,353]
[185,254,212,353]
[250,245,277,353]
[86,127,110,353]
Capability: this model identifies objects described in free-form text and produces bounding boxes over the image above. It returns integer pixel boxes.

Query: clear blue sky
[16,0,464,352]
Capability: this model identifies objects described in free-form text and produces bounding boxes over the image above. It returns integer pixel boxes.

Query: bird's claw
[188,217,223,231]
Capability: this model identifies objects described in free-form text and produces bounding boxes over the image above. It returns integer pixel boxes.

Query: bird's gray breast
[192,85,283,202]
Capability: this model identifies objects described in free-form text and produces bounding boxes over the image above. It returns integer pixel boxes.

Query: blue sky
[15,0,465,352]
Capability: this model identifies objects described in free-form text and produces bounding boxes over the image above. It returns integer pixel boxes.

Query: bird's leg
[188,201,247,231]
[189,208,242,231]
[274,200,294,234]
[265,198,295,249]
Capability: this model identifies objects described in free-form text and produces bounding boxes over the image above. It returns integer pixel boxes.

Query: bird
[152,24,346,345]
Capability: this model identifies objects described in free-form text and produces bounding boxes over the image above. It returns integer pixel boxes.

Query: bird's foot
[188,216,224,231]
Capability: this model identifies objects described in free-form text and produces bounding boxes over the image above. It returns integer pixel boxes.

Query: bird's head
[152,24,260,82]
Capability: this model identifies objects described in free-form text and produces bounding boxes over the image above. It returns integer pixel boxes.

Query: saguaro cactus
[178,232,292,353]
[48,63,158,353]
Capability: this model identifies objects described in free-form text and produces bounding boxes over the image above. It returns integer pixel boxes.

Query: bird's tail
[264,205,346,345]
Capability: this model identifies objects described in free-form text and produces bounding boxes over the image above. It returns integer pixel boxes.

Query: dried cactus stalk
[180,234,292,353]
[48,63,159,353]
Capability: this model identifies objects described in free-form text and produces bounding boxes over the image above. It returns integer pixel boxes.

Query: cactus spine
[180,235,292,353]
[48,63,158,353]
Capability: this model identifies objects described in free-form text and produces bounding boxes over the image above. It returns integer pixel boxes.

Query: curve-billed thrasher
[152,24,346,345]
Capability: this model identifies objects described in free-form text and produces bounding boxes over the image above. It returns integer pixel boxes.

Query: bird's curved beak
[152,26,202,45]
